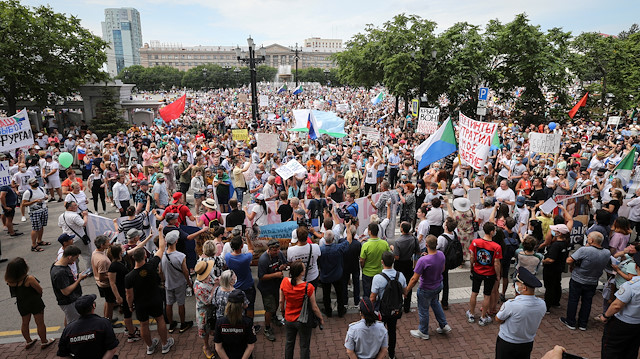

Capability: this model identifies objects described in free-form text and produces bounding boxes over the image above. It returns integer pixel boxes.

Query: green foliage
[117,65,183,91]
[92,88,128,140]
[0,0,108,114]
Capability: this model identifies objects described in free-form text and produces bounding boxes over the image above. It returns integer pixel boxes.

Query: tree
[0,0,108,114]
[333,28,384,88]
[256,65,277,83]
[92,87,128,140]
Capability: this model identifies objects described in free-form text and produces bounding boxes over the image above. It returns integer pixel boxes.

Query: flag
[489,130,502,151]
[159,94,186,123]
[277,84,288,94]
[292,85,303,95]
[613,147,636,185]
[568,92,588,119]
[413,117,458,171]
[370,91,384,105]
[306,112,320,140]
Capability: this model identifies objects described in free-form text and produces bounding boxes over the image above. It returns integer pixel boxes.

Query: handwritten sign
[417,107,439,134]
[467,187,482,205]
[238,94,249,103]
[0,161,10,186]
[458,112,498,171]
[275,159,306,181]
[0,109,33,152]
[528,133,561,154]
[259,95,269,107]
[359,127,380,142]
[256,133,278,153]
[336,103,349,112]
[608,116,621,125]
[232,129,249,142]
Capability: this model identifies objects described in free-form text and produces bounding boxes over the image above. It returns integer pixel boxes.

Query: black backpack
[379,272,404,319]
[442,233,464,270]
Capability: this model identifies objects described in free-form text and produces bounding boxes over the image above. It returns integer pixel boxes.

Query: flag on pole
[413,117,458,171]
[613,147,636,185]
[277,84,288,94]
[306,112,320,140]
[370,91,384,105]
[159,94,186,123]
[292,85,303,95]
[568,92,588,119]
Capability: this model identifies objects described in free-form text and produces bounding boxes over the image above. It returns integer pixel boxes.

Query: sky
[22,0,637,48]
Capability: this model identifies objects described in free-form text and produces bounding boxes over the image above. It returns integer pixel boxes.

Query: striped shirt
[118,213,146,237]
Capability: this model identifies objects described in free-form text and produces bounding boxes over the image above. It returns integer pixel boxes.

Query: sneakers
[410,329,429,340]
[264,327,276,341]
[127,328,141,343]
[578,326,587,331]
[21,216,26,222]
[161,337,175,354]
[253,324,262,334]
[168,321,177,333]
[146,338,160,355]
[478,316,492,326]
[179,321,193,333]
[436,324,452,334]
[560,317,576,330]
[466,310,475,323]
[273,317,285,327]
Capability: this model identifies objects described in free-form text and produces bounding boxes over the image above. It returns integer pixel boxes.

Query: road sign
[477,100,488,108]
[411,99,419,117]
[476,107,487,116]
[478,87,489,101]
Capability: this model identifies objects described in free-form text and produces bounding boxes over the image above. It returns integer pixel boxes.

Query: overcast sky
[22,0,636,47]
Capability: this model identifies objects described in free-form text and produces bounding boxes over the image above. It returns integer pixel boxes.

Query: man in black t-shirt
[214,290,257,358]
[226,199,246,229]
[542,229,570,311]
[257,239,287,341]
[530,177,548,210]
[125,227,174,355]
[51,245,88,324]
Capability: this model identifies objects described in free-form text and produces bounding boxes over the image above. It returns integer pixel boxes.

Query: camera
[336,207,353,224]
[297,218,312,228]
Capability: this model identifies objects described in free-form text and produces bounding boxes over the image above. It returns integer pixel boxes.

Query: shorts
[243,285,256,312]
[29,209,48,231]
[45,176,61,189]
[98,285,116,304]
[134,299,164,322]
[471,271,497,296]
[500,259,512,279]
[261,293,278,313]
[60,303,81,324]
[194,193,205,199]
[166,283,187,306]
[3,206,15,218]
[376,170,385,178]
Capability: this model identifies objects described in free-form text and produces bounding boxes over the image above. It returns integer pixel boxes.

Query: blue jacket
[318,240,349,283]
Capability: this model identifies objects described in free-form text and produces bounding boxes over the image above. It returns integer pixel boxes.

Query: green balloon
[58,152,73,168]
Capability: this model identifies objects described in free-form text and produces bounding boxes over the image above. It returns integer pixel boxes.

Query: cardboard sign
[608,116,621,125]
[528,133,561,154]
[0,161,10,186]
[411,99,419,117]
[458,112,498,171]
[467,187,482,205]
[417,107,439,134]
[539,198,558,214]
[359,127,380,142]
[0,109,33,152]
[232,129,249,142]
[259,95,269,107]
[256,133,278,153]
[336,103,349,112]
[275,159,306,181]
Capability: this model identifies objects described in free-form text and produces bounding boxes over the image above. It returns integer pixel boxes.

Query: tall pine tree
[92,87,129,139]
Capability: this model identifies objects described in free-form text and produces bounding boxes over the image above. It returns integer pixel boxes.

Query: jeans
[321,278,345,317]
[565,278,597,328]
[382,316,398,358]
[235,187,245,205]
[285,320,312,359]
[361,274,373,299]
[417,284,447,334]
[342,267,360,306]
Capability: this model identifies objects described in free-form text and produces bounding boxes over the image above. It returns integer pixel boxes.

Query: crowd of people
[1,85,640,359]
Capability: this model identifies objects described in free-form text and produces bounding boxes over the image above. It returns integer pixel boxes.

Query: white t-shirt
[416,219,430,249]
[287,243,321,282]
[41,160,60,181]
[451,177,470,197]
[57,247,78,280]
[495,187,516,205]
[426,207,446,226]
[58,211,86,237]
[221,242,248,259]
[251,205,269,226]
[364,164,377,185]
[22,187,47,211]
[65,191,88,212]
[12,170,35,193]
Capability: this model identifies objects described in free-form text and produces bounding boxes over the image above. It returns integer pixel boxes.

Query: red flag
[159,94,186,123]
[568,92,588,119]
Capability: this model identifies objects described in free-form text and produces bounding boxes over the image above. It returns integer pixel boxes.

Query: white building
[102,8,143,77]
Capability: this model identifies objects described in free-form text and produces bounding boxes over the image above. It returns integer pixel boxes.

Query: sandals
[31,246,44,252]
[9,232,23,237]
[41,338,56,349]
[36,241,51,246]
[25,339,37,349]
[203,346,214,359]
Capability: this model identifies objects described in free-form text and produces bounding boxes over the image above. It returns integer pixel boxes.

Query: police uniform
[344,298,389,359]
[495,267,546,359]
[57,295,120,359]
[601,255,640,359]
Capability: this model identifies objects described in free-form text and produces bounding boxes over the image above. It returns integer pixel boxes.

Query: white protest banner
[0,109,34,152]
[359,127,380,142]
[259,95,269,107]
[336,103,349,112]
[256,133,278,153]
[458,112,498,171]
[554,185,591,202]
[0,161,10,186]
[528,133,562,154]
[275,159,306,181]
[539,198,558,214]
[87,213,158,253]
[467,187,482,205]
[607,116,621,125]
[417,107,439,134]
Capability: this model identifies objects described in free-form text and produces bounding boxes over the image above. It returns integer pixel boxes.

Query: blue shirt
[614,275,640,324]
[388,154,401,169]
[344,319,388,359]
[318,241,349,283]
[371,268,407,310]
[225,252,254,290]
[497,294,546,344]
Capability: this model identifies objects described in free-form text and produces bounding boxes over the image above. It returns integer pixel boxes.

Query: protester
[161,230,194,334]
[258,239,287,341]
[51,245,88,324]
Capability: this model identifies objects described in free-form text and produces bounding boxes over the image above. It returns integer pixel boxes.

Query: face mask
[514,282,522,295]
[550,230,556,237]
[401,175,407,180]
[526,229,533,235]
[431,189,436,194]
[20,168,26,173]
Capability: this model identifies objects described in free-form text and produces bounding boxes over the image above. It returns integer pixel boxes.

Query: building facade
[304,37,343,50]
[102,8,143,77]
[139,40,342,72]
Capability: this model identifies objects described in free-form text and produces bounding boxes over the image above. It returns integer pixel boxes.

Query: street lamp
[236,36,266,125]
[222,65,231,89]
[233,67,241,87]
[323,68,330,86]
[291,43,300,87]
[202,68,208,91]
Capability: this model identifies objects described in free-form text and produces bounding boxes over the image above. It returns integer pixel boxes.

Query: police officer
[57,294,119,359]
[494,267,546,359]
[601,252,640,359]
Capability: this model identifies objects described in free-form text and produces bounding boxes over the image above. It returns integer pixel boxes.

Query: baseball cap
[165,212,179,221]
[228,289,246,303]
[57,233,75,244]
[165,230,180,244]
[516,196,526,206]
[139,180,149,186]
[172,192,183,203]
[74,294,97,313]
[28,178,38,185]
[549,224,570,234]
[126,228,143,240]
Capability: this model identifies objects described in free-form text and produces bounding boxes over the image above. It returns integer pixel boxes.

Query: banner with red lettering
[458,112,498,171]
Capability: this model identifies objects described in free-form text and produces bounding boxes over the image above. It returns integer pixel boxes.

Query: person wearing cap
[467,222,503,326]
[161,230,194,334]
[161,212,208,257]
[41,153,63,202]
[56,233,78,280]
[494,267,546,359]
[344,297,388,359]
[91,235,121,328]
[600,251,640,358]
[125,226,175,355]
[56,294,119,359]
[561,231,610,331]
[514,195,530,237]
[156,191,196,226]
[134,179,152,215]
[51,245,89,324]
[12,162,36,222]
[258,239,288,341]
[542,224,570,312]
[213,289,257,359]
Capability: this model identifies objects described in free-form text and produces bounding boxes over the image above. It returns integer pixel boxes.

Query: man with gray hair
[263,176,277,201]
[318,229,351,317]
[91,235,120,327]
[561,231,610,331]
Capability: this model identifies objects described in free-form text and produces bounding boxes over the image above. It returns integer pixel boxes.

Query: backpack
[502,230,520,260]
[379,272,404,319]
[442,233,464,270]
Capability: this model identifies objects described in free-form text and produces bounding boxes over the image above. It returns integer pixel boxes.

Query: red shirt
[163,204,193,225]
[61,177,84,191]
[469,238,502,276]
[280,277,315,322]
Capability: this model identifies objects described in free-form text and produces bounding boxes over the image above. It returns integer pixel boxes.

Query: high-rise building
[102,8,143,77]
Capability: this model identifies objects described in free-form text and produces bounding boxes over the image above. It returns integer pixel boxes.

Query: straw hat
[195,260,215,282]
[453,197,471,212]
[202,198,217,210]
